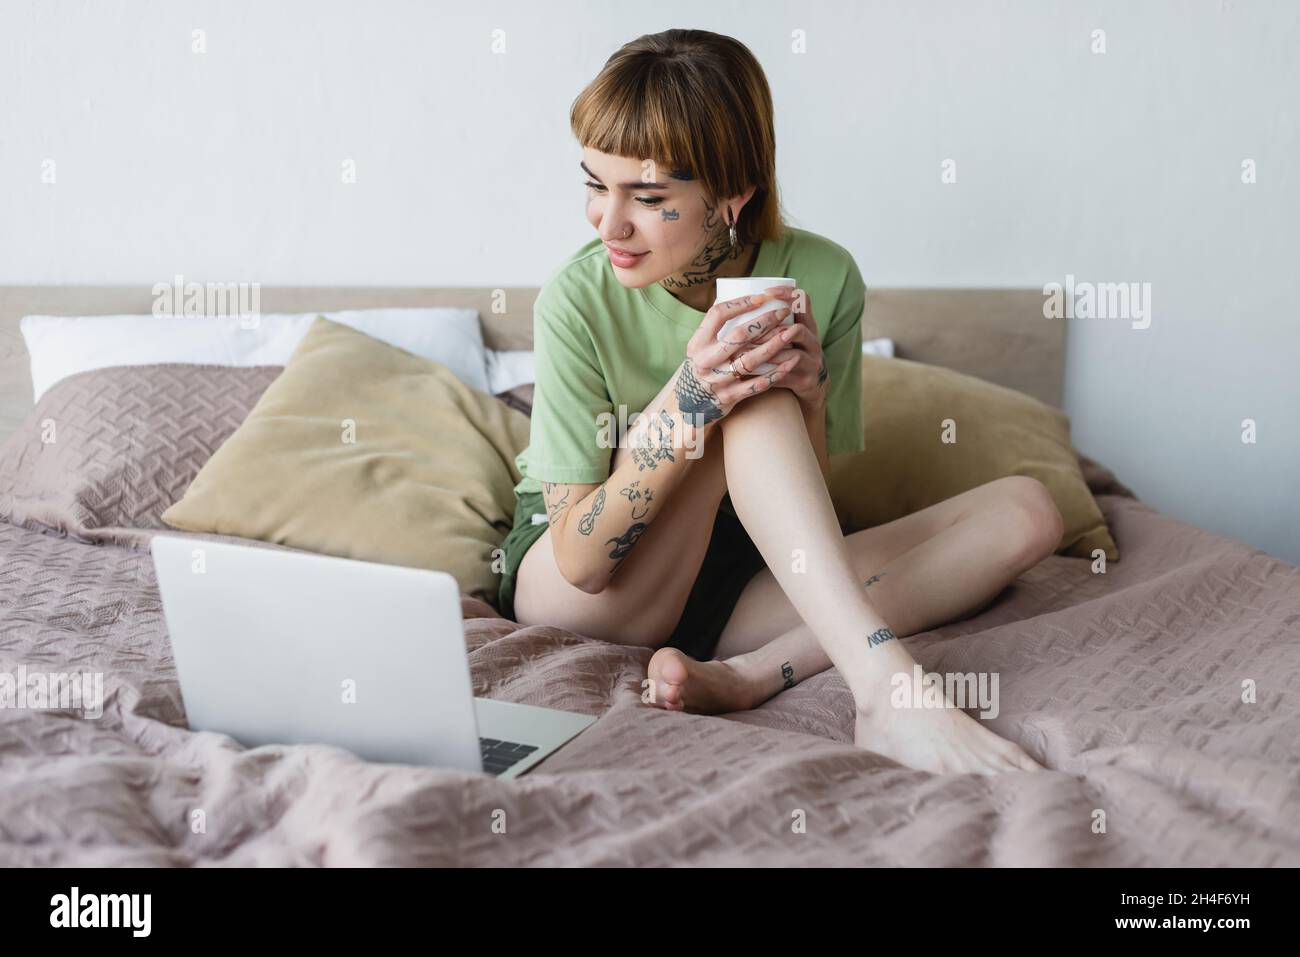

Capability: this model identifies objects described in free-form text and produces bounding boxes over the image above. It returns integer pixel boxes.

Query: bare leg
[663,388,1051,774]
[647,475,1062,712]
[512,415,732,647]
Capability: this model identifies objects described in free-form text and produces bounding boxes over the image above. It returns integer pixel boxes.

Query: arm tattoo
[605,522,648,571]
[631,409,677,471]
[864,572,886,587]
[675,359,724,426]
[577,487,605,535]
[781,661,795,690]
[619,480,654,520]
[631,447,673,470]
[865,627,897,649]
[542,482,571,525]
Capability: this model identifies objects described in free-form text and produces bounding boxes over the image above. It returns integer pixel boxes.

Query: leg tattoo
[865,627,896,649]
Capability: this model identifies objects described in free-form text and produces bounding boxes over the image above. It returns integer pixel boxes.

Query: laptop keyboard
[479,737,539,776]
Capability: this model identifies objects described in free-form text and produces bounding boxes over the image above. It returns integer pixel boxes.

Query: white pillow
[480,342,884,393]
[20,308,490,401]
[862,337,895,358]
[485,349,536,393]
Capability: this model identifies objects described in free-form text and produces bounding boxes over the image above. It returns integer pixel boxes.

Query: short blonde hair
[569,29,786,246]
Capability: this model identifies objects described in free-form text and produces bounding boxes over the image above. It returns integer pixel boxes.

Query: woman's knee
[718,389,804,450]
[723,384,800,422]
[993,476,1065,564]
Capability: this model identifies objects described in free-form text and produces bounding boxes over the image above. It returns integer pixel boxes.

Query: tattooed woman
[497,29,1062,774]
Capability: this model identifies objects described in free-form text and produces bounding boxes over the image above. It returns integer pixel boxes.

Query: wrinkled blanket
[2,472,1297,865]
[1,368,1298,865]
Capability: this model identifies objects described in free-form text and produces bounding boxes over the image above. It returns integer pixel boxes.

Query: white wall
[3,0,1297,564]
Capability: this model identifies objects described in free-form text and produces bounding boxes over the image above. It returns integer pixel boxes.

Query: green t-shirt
[513,225,866,502]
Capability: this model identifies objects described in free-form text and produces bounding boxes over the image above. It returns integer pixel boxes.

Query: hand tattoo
[675,359,723,425]
[718,309,776,346]
[781,661,795,690]
[864,572,886,587]
[577,487,605,535]
[817,356,828,386]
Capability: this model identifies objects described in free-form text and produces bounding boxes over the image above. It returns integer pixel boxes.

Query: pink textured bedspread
[1,367,1297,865]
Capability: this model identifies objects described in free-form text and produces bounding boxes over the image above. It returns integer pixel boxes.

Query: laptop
[150,535,595,778]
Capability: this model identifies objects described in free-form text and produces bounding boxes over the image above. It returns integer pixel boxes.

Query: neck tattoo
[661,199,753,293]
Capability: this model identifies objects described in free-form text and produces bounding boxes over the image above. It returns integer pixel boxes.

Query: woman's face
[581,147,754,292]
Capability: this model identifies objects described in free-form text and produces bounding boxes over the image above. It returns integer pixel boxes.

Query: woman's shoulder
[774,225,865,300]
[534,237,624,323]
[540,237,615,294]
[778,225,860,275]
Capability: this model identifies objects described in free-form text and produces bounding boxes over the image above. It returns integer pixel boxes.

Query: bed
[1,285,1296,866]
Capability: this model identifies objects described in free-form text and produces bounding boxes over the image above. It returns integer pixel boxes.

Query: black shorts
[497,491,767,662]
[662,495,768,661]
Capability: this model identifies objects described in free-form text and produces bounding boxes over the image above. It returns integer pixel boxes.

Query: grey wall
[2,0,1296,563]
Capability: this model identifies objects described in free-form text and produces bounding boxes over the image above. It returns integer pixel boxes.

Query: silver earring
[726,209,737,249]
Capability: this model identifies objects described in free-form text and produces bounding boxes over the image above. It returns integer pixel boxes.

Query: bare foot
[854,701,1044,775]
[645,647,762,714]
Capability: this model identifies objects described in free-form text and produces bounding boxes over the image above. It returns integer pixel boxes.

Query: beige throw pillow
[827,356,1119,560]
[161,317,531,602]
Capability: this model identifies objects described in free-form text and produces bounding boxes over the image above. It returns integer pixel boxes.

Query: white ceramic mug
[714,276,796,375]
